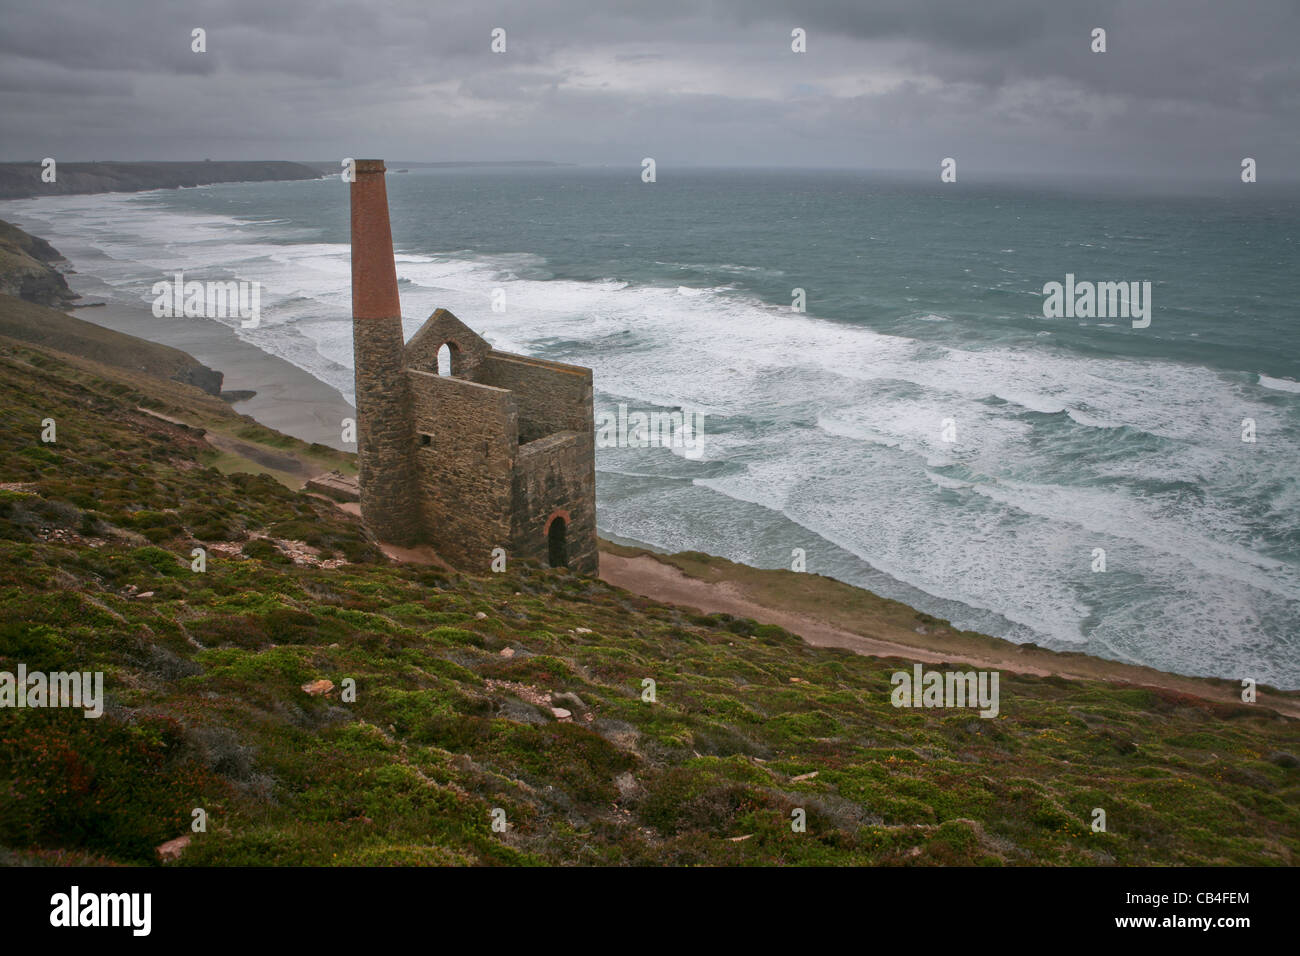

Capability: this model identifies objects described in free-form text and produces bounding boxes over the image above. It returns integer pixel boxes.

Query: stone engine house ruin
[349,159,598,574]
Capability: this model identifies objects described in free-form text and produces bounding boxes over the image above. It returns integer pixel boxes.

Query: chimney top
[350,158,401,320]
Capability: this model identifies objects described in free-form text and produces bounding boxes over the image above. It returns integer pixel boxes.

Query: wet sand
[65,271,355,451]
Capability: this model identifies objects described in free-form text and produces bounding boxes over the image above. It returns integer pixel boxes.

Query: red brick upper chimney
[351,160,403,319]
[350,159,420,545]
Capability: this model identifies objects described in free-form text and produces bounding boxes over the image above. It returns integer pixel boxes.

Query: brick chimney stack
[350,159,420,545]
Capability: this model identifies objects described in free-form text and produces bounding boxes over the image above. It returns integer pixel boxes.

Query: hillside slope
[0,327,1296,866]
[0,293,226,395]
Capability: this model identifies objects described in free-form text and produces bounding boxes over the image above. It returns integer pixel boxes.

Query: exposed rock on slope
[0,219,76,307]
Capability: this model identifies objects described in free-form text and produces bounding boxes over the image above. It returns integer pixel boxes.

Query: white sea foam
[7,189,1297,685]
[1259,373,1300,393]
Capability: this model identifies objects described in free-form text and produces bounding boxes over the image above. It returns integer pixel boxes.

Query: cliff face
[0,219,75,308]
[0,160,322,200]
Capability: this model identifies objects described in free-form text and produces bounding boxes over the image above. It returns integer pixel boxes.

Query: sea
[5,166,1299,688]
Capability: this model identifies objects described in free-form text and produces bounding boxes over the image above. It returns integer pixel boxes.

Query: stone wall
[353,315,420,545]
[479,352,592,443]
[305,471,360,503]
[407,369,515,570]
[511,430,599,574]
[405,309,492,380]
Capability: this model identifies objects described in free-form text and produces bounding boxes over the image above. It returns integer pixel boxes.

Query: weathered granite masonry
[350,160,598,574]
[351,160,420,546]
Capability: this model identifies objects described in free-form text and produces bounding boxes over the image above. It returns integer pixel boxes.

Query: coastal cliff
[0,219,76,307]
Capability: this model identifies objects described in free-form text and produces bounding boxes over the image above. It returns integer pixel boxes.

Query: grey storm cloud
[0,0,1296,180]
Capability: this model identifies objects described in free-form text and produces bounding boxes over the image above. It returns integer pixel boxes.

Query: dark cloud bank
[1,0,1296,181]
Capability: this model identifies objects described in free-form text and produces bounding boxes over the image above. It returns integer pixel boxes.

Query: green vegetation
[0,332,1297,867]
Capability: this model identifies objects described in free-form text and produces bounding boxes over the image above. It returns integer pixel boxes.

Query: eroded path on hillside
[600,551,1300,721]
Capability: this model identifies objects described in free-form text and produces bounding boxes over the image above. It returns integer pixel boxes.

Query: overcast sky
[1,0,1297,180]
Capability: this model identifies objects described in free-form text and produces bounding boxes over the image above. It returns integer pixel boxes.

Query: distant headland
[0,160,323,200]
[0,160,577,200]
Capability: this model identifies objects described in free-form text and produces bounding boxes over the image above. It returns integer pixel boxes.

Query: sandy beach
[64,270,355,451]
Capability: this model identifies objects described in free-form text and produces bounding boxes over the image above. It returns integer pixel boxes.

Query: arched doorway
[547,516,568,568]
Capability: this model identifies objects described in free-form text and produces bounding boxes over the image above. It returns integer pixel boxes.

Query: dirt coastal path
[600,551,1300,721]
[160,389,1296,724]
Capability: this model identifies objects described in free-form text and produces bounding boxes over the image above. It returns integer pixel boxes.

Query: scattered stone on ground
[156,834,191,862]
[552,691,586,711]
